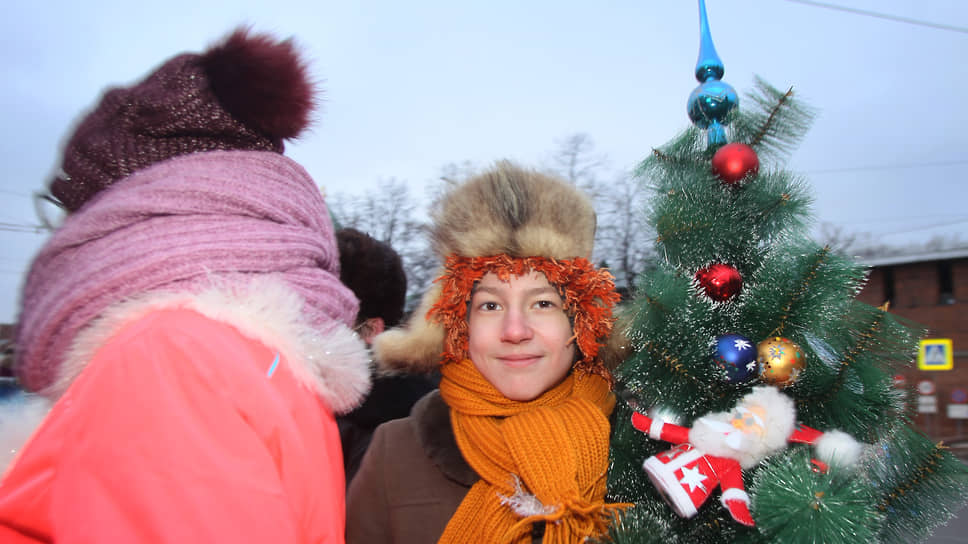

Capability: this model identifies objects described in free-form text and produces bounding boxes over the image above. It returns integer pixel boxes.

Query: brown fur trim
[411,390,478,486]
[371,281,446,374]
[599,305,633,372]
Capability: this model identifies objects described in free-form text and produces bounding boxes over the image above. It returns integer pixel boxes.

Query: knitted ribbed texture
[438,359,623,543]
[16,150,357,394]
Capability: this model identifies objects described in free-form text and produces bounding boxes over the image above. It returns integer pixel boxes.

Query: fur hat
[373,161,629,375]
[430,161,596,260]
[49,27,315,212]
[336,227,408,328]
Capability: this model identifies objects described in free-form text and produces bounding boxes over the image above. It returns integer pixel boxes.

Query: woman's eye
[479,301,501,311]
[534,299,558,309]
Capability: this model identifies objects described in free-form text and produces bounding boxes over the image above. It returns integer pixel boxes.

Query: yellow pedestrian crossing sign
[918,339,953,371]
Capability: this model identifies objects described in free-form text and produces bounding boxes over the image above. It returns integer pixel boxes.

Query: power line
[878,219,968,236]
[0,222,47,234]
[782,0,968,35]
[832,214,968,226]
[803,159,968,175]
[825,218,968,237]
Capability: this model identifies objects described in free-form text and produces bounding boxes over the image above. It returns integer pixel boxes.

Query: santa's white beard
[688,386,797,469]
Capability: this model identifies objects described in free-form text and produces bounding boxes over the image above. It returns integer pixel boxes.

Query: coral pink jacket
[0,297,368,543]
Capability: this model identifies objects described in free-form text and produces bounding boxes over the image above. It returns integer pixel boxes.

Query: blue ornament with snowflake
[712,333,758,384]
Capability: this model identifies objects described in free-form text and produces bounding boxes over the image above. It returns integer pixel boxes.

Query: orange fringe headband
[428,254,620,381]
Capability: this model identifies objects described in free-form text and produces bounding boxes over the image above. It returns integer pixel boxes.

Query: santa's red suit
[631,386,860,527]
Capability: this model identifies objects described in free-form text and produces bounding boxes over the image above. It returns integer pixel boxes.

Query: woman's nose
[500,308,533,343]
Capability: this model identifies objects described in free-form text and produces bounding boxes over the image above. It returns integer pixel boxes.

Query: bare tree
[924,233,967,252]
[592,171,655,294]
[327,178,435,306]
[330,133,670,306]
[817,221,968,261]
[544,133,655,294]
[545,133,608,193]
[437,160,480,186]
[818,222,859,255]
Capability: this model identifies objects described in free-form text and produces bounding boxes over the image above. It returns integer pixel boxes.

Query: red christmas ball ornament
[695,263,742,302]
[711,142,759,185]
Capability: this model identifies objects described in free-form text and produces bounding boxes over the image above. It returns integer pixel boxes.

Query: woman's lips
[498,354,542,367]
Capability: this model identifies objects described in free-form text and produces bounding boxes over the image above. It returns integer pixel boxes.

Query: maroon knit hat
[49,27,316,212]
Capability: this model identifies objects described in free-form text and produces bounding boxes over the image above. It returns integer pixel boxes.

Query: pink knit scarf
[16,150,358,394]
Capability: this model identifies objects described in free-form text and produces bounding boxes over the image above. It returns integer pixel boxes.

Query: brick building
[856,247,968,442]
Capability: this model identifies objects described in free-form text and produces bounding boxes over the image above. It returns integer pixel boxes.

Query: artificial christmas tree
[603,2,968,542]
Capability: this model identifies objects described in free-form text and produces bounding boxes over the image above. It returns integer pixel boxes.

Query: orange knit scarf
[438,359,623,543]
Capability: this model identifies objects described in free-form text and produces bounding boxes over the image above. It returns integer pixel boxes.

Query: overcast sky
[2,1,966,323]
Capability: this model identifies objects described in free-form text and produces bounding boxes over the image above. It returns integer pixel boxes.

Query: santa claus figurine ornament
[631,386,862,526]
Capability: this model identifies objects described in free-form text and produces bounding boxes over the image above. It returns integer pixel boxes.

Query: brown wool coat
[345,390,478,544]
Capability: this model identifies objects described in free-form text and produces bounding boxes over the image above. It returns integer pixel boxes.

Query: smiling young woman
[346,162,630,544]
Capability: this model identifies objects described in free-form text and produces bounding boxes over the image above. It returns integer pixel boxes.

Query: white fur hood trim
[46,276,371,415]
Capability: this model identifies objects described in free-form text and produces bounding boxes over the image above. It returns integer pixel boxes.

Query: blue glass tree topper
[687,0,737,147]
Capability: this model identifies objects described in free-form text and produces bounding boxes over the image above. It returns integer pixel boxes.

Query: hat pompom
[201,28,316,140]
